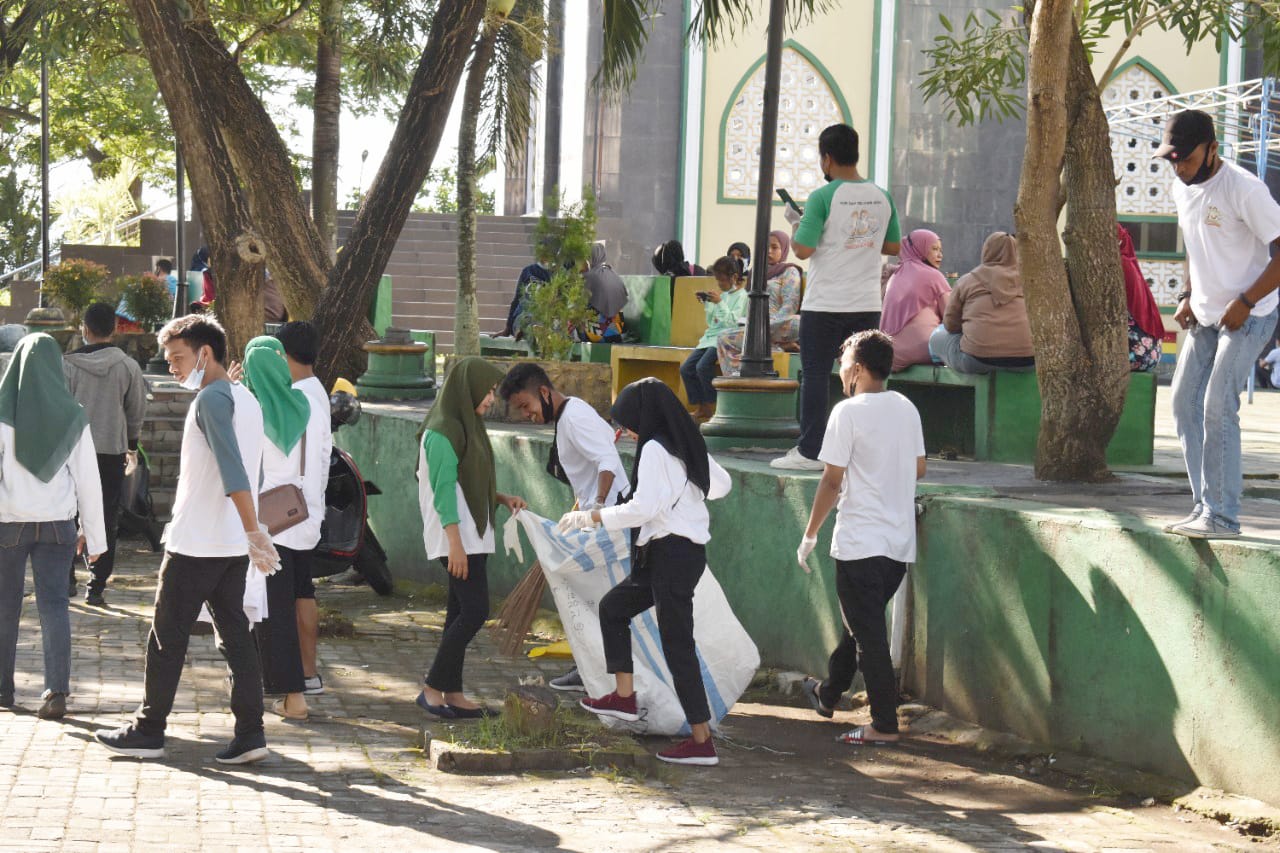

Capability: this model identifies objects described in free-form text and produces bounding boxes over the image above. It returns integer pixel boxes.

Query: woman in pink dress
[880,230,950,373]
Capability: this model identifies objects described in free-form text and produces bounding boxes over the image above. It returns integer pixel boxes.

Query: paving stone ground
[0,546,1271,852]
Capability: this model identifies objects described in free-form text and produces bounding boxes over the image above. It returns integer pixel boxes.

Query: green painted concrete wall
[339,407,1280,805]
[909,494,1280,804]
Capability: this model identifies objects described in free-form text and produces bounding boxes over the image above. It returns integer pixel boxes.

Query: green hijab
[241,337,309,454]
[422,357,505,535]
[0,333,88,482]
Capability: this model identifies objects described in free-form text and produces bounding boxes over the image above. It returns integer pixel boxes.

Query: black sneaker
[85,591,106,607]
[37,691,66,720]
[549,668,585,693]
[0,693,13,708]
[96,725,166,758]
[215,731,269,765]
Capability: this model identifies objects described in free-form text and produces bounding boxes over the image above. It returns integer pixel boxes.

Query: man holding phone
[772,124,901,471]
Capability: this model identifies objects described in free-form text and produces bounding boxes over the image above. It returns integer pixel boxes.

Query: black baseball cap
[1153,110,1216,161]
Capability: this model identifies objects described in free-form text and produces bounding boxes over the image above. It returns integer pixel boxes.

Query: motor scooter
[310,389,394,596]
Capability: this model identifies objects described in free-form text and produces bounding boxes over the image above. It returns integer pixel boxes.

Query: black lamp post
[737,0,786,379]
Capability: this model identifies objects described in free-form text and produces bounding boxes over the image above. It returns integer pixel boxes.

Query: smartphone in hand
[696,292,710,302]
[776,188,802,214]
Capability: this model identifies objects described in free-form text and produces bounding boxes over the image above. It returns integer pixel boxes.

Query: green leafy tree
[920,1,1280,481]
[523,191,599,361]
[117,271,172,330]
[40,258,111,322]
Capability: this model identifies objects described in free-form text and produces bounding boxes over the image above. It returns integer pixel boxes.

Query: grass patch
[317,606,356,638]
[446,704,629,754]
[397,580,449,606]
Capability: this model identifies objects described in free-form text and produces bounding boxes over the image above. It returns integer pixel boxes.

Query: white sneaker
[769,447,824,471]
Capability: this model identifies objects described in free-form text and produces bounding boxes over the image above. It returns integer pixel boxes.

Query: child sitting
[679,257,748,422]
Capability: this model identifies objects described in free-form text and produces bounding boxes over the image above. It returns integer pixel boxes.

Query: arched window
[1103,59,1179,217]
[720,43,851,203]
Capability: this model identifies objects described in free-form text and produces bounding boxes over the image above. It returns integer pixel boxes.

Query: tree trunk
[1016,3,1127,482]
[313,0,342,258]
[123,0,266,357]
[454,22,502,357]
[315,0,487,383]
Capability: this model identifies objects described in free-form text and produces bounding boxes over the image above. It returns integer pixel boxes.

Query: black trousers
[136,552,265,737]
[255,546,306,695]
[425,554,489,693]
[798,311,880,458]
[69,452,126,593]
[819,555,906,734]
[599,535,710,726]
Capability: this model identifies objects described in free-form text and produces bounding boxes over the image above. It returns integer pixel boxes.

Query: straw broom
[490,560,546,657]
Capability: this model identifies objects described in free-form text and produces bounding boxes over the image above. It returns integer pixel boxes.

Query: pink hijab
[1118,225,1165,340]
[766,230,802,280]
[881,229,950,336]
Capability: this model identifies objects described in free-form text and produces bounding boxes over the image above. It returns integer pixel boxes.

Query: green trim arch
[716,39,854,206]
[1106,55,1179,99]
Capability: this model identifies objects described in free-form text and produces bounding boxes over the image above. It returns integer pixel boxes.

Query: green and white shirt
[418,429,494,559]
[794,179,900,313]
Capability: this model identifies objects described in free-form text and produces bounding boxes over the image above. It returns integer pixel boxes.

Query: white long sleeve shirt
[555,398,629,508]
[0,422,107,556]
[598,442,731,545]
[268,382,333,551]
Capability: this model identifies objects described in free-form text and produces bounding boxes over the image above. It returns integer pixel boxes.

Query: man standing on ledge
[772,123,901,471]
[1161,109,1280,538]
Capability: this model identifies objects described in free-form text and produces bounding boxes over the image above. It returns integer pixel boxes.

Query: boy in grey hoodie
[64,303,149,605]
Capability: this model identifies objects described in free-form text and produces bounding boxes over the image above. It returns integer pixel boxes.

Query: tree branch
[231,0,313,64]
[0,104,38,124]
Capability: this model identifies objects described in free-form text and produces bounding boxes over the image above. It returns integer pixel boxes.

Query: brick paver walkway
[0,546,1267,851]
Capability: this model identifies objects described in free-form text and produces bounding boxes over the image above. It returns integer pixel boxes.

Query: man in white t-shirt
[275,321,333,696]
[1159,110,1280,539]
[96,315,281,764]
[772,123,902,471]
[795,330,925,745]
[499,362,630,692]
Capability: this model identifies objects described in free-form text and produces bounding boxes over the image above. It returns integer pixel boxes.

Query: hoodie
[943,233,1033,359]
[63,344,150,455]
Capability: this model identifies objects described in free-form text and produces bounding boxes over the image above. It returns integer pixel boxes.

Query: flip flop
[416,691,457,719]
[837,726,899,746]
[271,698,308,721]
[802,677,834,719]
[448,705,500,720]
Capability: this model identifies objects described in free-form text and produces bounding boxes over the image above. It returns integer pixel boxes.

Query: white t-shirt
[555,397,630,509]
[275,376,333,550]
[1264,347,1280,387]
[793,179,901,313]
[817,391,925,563]
[598,442,731,546]
[164,380,265,558]
[1172,159,1280,325]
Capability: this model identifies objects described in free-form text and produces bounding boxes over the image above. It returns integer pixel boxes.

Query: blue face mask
[179,350,207,391]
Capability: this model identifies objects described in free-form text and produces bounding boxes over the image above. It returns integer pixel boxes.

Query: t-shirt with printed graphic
[793,179,901,314]
[1172,159,1280,326]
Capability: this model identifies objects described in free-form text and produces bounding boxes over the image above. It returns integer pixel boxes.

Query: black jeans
[255,546,306,695]
[798,311,880,458]
[599,535,710,726]
[136,552,265,738]
[425,554,489,693]
[819,555,906,734]
[69,453,126,594]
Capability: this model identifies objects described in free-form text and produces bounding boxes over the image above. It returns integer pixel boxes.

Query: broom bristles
[491,561,548,657]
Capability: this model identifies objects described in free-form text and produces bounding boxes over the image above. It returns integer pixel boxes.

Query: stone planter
[23,307,74,350]
[115,331,160,369]
[444,355,614,422]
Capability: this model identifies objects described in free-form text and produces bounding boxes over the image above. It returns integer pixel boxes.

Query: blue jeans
[928,327,1036,375]
[680,347,719,405]
[0,520,78,698]
[1171,309,1277,530]
[799,311,881,458]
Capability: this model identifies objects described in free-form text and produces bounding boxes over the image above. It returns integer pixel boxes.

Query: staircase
[336,212,541,352]
[140,384,195,523]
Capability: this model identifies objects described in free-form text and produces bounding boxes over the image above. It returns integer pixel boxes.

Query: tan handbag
[258,433,309,536]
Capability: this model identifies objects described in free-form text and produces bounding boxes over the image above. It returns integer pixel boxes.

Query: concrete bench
[886,365,1156,465]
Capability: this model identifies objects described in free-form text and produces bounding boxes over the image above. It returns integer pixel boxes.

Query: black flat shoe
[415,691,456,719]
[447,705,499,720]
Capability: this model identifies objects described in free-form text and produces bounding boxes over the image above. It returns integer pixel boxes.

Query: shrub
[41,258,111,321]
[524,192,598,361]
[117,273,173,330]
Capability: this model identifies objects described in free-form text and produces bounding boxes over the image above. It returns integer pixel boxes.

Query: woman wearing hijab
[727,241,751,279]
[239,336,314,721]
[881,230,951,372]
[583,242,629,343]
[651,240,706,278]
[928,232,1034,374]
[0,333,106,720]
[417,357,527,719]
[557,378,732,766]
[716,230,804,376]
[1118,225,1165,372]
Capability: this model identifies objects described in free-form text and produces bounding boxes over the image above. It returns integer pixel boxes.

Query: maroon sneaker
[579,691,639,722]
[657,736,718,766]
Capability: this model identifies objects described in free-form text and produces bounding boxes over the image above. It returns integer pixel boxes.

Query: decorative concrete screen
[723,46,844,202]
[1105,62,1178,218]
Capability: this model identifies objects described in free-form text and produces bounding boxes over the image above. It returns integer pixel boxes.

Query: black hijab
[652,240,689,278]
[611,378,710,496]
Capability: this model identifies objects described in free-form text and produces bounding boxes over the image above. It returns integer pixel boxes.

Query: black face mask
[540,390,556,424]
[1186,151,1217,185]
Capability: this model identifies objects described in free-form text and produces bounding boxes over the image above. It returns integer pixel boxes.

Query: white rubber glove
[557,510,598,534]
[124,450,139,477]
[783,203,803,226]
[247,527,281,576]
[797,536,818,574]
